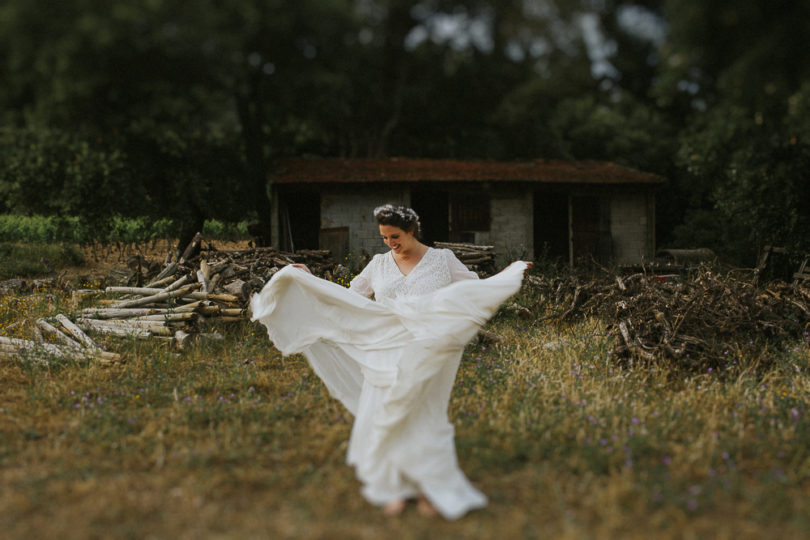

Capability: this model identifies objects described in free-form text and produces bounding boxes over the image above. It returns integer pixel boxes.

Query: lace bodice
[349,247,478,302]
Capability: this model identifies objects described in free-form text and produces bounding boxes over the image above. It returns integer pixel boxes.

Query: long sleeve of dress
[444,249,479,282]
[348,256,379,298]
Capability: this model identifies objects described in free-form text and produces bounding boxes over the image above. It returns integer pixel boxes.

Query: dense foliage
[0,0,808,262]
[0,215,248,245]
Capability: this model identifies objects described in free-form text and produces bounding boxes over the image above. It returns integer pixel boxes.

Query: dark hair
[373,204,421,236]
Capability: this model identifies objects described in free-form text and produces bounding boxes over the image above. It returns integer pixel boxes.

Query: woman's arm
[444,249,479,282]
[348,256,378,298]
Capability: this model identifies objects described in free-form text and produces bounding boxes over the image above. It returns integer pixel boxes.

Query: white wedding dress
[250,248,526,519]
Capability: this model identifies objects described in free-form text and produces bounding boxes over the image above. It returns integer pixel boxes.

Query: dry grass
[1,285,810,539]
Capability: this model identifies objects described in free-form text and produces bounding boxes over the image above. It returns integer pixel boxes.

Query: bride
[250,204,530,519]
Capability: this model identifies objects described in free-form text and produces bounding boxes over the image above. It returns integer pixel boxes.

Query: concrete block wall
[610,192,652,264]
[320,186,409,263]
[487,188,534,268]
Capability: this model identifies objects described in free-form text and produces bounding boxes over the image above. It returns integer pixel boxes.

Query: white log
[143,274,176,289]
[76,320,153,338]
[54,314,99,349]
[82,307,165,319]
[198,260,211,293]
[195,305,221,316]
[36,319,83,350]
[164,274,189,292]
[152,261,178,282]
[173,300,203,313]
[434,241,494,251]
[0,336,120,364]
[184,292,240,304]
[106,286,165,295]
[112,283,200,309]
[77,317,175,334]
[178,232,202,264]
[130,312,198,322]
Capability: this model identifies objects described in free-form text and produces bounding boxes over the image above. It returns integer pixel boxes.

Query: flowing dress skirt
[250,262,527,519]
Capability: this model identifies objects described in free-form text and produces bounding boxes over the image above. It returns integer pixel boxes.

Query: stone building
[269,157,663,269]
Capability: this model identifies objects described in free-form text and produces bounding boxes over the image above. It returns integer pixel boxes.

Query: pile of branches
[524,268,810,371]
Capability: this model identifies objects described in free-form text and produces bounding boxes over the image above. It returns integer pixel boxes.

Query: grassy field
[2,275,810,538]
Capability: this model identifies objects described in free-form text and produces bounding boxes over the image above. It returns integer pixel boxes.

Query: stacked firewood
[68,233,343,349]
[434,242,496,275]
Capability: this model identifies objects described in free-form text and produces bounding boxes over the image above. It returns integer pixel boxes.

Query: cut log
[184,292,240,304]
[178,232,202,264]
[435,241,494,251]
[82,307,165,319]
[54,314,100,350]
[164,274,190,292]
[130,312,198,323]
[106,286,165,295]
[112,283,201,309]
[75,321,153,338]
[219,308,246,317]
[77,318,173,337]
[195,305,221,316]
[172,300,204,313]
[197,260,211,293]
[143,274,177,289]
[0,336,120,364]
[36,319,83,350]
[152,261,178,282]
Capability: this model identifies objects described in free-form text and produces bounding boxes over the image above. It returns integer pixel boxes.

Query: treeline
[0,215,249,245]
[1,1,809,263]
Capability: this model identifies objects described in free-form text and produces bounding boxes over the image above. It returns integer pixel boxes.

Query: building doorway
[534,191,569,264]
[411,189,449,246]
[278,190,320,252]
[572,195,612,265]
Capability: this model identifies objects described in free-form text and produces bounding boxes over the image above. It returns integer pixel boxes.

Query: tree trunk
[236,68,272,247]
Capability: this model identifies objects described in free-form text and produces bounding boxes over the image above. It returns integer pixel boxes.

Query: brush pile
[524,267,810,371]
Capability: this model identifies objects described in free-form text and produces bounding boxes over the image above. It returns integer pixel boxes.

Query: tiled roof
[272,157,665,185]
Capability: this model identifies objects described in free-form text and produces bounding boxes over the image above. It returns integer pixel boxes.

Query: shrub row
[0,215,249,244]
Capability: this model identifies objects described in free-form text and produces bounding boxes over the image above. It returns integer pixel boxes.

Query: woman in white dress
[250,204,530,519]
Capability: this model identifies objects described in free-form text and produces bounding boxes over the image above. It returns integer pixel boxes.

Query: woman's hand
[508,261,533,272]
[292,264,312,274]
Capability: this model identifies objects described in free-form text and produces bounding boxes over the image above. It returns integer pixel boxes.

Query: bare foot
[417,496,439,518]
[383,498,407,516]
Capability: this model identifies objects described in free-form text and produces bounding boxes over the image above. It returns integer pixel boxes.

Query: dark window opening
[411,189,449,246]
[451,192,490,233]
[572,195,611,265]
[279,191,320,252]
[534,191,569,263]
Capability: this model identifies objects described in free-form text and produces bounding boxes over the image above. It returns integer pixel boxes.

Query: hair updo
[373,204,421,236]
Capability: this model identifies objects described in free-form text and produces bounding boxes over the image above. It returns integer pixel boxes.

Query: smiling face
[379,224,416,255]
